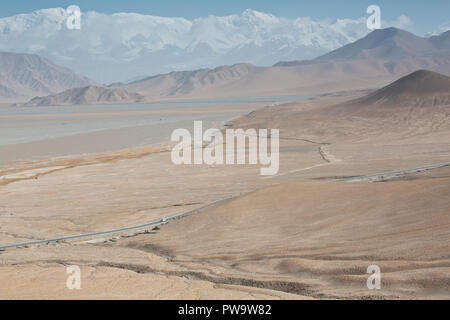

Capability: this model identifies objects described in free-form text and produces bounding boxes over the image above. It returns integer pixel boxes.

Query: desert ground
[0,74,449,299]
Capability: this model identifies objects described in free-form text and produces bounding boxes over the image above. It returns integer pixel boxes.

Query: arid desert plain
[1,69,449,299]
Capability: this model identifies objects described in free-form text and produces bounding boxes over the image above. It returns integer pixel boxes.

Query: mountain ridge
[0,52,94,102]
[115,27,450,100]
[0,8,392,83]
[12,28,450,105]
[274,28,450,66]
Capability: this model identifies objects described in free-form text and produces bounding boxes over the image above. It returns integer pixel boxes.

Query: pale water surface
[0,95,310,164]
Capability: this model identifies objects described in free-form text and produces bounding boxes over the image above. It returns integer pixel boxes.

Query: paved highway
[0,194,239,250]
[2,161,449,251]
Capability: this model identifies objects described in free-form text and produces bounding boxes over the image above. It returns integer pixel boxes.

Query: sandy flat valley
[1,81,450,299]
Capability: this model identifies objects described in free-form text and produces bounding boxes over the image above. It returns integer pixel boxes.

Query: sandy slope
[138,173,450,299]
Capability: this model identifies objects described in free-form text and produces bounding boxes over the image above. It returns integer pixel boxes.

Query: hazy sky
[1,0,448,35]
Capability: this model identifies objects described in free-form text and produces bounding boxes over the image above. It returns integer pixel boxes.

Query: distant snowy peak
[0,8,412,82]
[0,8,66,33]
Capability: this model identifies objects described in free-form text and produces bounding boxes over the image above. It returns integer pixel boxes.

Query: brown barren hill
[24,85,146,106]
[329,70,450,118]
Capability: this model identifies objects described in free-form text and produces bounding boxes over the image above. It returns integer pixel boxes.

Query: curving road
[334,162,450,182]
[0,194,239,251]
[2,161,449,251]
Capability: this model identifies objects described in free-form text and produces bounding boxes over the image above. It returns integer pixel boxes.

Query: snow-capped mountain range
[0,8,413,83]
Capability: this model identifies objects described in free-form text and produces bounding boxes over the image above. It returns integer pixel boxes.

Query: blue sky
[1,0,449,35]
